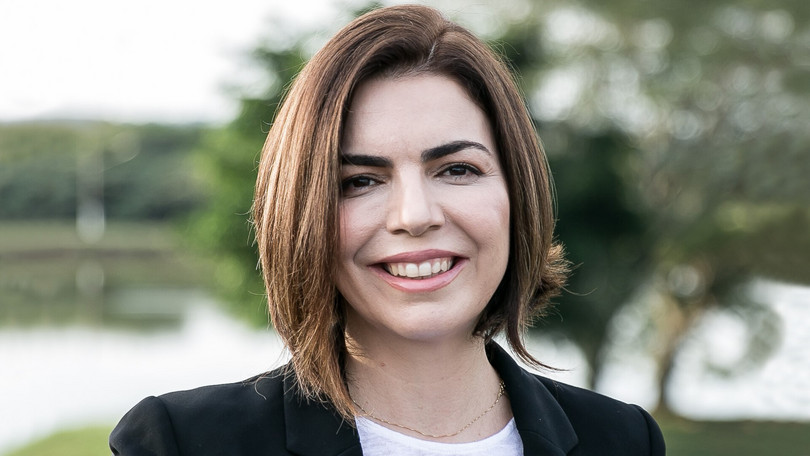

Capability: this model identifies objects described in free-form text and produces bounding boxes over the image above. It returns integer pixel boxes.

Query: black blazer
[110,343,665,455]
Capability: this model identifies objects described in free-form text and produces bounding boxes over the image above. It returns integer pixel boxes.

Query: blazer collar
[282,372,363,456]
[281,343,578,456]
[487,343,579,455]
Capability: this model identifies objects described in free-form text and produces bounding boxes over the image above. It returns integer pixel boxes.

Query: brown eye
[341,175,379,195]
[446,165,471,176]
[347,176,373,188]
[439,163,482,179]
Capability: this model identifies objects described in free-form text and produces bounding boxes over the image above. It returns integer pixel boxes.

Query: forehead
[341,74,494,156]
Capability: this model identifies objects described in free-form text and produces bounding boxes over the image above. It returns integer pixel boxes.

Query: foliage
[184,37,312,324]
[0,122,205,220]
[468,0,810,410]
[536,126,651,386]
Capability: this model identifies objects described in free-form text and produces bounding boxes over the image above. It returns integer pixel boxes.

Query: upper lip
[376,249,462,264]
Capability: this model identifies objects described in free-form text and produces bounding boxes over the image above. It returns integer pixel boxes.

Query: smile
[383,257,454,279]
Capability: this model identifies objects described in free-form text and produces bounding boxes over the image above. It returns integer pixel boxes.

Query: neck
[345,332,510,443]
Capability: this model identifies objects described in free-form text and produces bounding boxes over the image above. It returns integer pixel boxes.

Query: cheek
[491,189,511,261]
[475,185,511,275]
[337,201,378,263]
[460,184,510,245]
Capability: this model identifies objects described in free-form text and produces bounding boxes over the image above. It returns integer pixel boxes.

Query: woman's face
[336,74,510,345]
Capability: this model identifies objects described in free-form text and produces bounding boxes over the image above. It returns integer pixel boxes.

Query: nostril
[386,183,444,236]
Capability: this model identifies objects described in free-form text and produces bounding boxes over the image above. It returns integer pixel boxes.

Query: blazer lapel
[280,344,576,456]
[488,343,579,455]
[282,372,363,456]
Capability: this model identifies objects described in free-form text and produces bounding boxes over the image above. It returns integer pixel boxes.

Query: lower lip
[371,258,468,293]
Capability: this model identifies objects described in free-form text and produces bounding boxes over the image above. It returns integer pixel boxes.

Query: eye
[438,163,482,180]
[341,175,380,196]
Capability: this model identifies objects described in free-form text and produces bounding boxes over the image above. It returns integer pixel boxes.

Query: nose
[386,176,444,236]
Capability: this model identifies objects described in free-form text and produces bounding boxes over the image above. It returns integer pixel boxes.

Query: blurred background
[1,0,809,454]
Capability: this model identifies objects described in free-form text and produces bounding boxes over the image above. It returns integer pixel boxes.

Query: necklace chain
[352,380,506,439]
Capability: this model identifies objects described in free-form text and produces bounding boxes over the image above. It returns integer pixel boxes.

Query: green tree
[506,0,810,413]
[186,35,311,323]
[0,122,204,221]
[485,1,656,390]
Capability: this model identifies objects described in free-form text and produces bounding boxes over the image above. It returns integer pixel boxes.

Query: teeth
[386,257,454,279]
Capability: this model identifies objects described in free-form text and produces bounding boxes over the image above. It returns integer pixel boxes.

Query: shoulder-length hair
[252,4,568,420]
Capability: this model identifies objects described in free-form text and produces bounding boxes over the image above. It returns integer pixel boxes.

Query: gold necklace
[352,380,506,439]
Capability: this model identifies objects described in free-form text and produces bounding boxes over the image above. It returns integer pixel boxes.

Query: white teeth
[385,257,454,279]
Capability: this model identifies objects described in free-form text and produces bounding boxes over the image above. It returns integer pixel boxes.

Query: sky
[0,0,341,124]
[0,0,548,125]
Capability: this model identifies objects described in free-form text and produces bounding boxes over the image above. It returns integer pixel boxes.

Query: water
[669,281,810,420]
[597,280,810,421]
[0,292,285,453]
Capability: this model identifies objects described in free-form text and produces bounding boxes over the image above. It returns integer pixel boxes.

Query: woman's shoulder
[535,374,648,417]
[487,343,664,454]
[110,367,290,455]
[158,368,287,413]
[532,374,665,455]
[138,365,289,428]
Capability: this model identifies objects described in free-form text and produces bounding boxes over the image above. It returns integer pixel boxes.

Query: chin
[364,312,481,346]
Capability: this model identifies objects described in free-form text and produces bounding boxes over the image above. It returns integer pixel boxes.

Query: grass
[0,220,181,253]
[659,416,810,456]
[3,425,112,456]
[6,418,810,455]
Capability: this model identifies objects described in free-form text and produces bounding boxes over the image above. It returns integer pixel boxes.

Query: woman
[111,5,665,455]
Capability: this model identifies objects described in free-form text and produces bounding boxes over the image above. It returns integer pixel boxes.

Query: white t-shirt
[355,416,523,456]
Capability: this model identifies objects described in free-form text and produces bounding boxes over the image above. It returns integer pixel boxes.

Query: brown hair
[252,4,568,420]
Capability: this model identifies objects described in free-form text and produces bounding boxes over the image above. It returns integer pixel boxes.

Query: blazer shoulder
[111,368,290,455]
[110,395,182,455]
[159,368,286,416]
[536,376,666,455]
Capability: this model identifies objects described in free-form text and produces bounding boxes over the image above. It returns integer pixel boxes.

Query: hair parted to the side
[252,4,569,421]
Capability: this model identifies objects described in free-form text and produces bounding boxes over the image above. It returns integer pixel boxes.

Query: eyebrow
[341,140,491,167]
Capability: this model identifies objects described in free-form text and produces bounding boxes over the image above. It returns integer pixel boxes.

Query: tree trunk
[651,294,706,416]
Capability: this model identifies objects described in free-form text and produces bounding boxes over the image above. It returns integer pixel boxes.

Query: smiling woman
[110,5,665,455]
